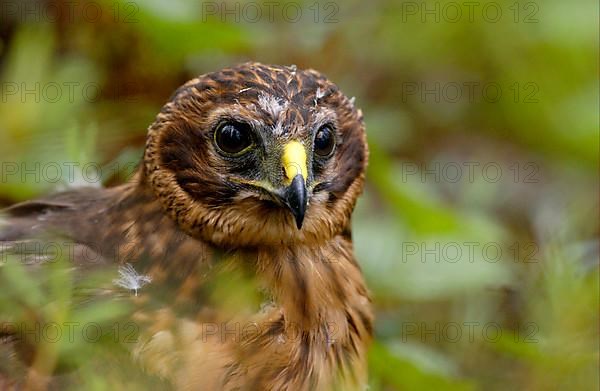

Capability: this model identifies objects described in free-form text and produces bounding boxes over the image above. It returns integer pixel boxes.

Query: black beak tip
[285,174,307,230]
[295,216,304,230]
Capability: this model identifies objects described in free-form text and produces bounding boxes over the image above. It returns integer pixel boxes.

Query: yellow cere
[282,141,308,184]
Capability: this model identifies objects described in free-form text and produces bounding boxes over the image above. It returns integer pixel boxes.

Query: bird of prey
[0,63,372,390]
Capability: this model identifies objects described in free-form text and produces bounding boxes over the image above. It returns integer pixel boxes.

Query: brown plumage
[0,63,372,390]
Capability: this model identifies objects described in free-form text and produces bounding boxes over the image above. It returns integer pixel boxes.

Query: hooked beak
[281,141,309,229]
[284,174,307,229]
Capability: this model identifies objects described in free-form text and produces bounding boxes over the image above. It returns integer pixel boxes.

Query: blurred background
[0,0,598,389]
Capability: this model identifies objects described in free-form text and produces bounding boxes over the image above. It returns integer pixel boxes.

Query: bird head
[143,63,368,247]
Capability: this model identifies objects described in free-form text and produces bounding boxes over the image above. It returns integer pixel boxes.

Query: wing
[0,187,118,269]
[0,181,218,283]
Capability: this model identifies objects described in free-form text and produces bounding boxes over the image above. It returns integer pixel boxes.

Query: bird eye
[214,122,254,155]
[314,125,336,157]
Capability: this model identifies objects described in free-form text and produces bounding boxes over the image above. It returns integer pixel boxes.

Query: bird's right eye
[214,122,254,156]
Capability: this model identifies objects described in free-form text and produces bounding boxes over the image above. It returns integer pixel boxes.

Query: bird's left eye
[314,125,336,158]
[214,122,254,156]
